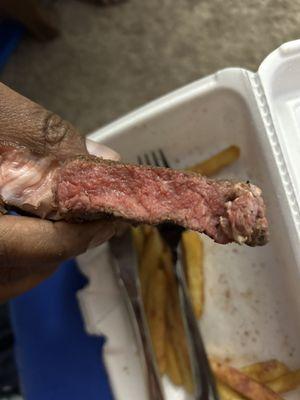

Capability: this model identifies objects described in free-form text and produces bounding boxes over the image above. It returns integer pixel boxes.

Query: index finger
[0,215,116,269]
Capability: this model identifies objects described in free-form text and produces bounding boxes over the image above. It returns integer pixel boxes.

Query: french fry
[166,279,193,393]
[139,228,164,295]
[146,267,167,374]
[163,247,193,392]
[188,145,240,176]
[131,226,145,260]
[167,304,193,393]
[210,358,283,400]
[160,246,173,282]
[157,250,183,383]
[266,370,300,393]
[142,224,153,237]
[241,360,289,383]
[165,335,182,386]
[181,230,204,319]
[217,381,246,400]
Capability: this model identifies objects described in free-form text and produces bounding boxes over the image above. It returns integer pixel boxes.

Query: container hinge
[249,73,300,240]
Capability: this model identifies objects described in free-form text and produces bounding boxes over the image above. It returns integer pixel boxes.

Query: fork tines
[138,149,170,168]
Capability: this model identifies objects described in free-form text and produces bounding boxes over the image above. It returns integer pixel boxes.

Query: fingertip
[86,139,120,161]
[86,220,116,249]
[54,219,116,254]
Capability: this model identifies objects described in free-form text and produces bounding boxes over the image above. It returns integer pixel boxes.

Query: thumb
[0,82,86,159]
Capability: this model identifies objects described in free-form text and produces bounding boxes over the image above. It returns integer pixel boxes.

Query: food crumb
[225,289,231,299]
[244,330,250,337]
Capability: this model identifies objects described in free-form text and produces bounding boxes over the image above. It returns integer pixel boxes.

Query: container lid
[258,40,300,237]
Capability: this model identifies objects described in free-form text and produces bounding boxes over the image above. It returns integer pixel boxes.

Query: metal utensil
[138,150,220,400]
[109,230,165,400]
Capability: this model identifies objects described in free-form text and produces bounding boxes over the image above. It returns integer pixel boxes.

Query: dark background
[0,0,299,134]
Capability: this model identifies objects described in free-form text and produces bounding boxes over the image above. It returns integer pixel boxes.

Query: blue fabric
[0,20,24,70]
[9,259,114,400]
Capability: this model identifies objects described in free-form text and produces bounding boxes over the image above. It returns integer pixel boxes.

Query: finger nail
[88,225,116,249]
[86,139,120,161]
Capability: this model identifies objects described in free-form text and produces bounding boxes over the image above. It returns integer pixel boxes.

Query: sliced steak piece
[0,146,269,246]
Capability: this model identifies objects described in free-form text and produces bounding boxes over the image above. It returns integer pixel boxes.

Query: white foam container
[77,40,300,400]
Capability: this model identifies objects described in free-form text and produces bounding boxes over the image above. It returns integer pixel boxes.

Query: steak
[0,145,269,246]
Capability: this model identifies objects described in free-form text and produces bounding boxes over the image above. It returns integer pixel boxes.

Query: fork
[109,229,165,400]
[138,150,220,400]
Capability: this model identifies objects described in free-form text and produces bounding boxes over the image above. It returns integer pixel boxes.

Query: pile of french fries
[131,224,197,392]
[131,146,300,399]
[212,359,300,400]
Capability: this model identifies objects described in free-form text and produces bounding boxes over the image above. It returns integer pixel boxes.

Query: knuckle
[42,112,70,148]
[39,111,84,157]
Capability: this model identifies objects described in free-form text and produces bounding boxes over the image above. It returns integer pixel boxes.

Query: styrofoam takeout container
[77,40,300,400]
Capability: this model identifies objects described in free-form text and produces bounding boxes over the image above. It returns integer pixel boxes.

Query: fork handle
[129,298,165,400]
[175,261,220,400]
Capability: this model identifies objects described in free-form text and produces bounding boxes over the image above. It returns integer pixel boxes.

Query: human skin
[0,82,119,302]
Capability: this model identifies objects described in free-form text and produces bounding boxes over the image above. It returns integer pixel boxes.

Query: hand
[0,82,119,302]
